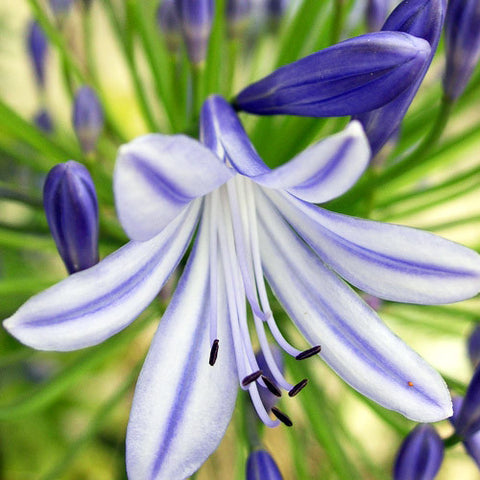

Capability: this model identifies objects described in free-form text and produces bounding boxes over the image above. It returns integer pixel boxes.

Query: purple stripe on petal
[266,190,480,304]
[255,188,451,422]
[126,214,237,480]
[3,202,201,351]
[114,133,234,241]
[252,121,370,203]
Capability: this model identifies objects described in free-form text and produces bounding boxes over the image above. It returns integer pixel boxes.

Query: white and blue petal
[126,215,238,480]
[114,134,234,241]
[253,121,370,203]
[202,96,370,203]
[256,189,452,422]
[267,190,480,304]
[3,201,201,351]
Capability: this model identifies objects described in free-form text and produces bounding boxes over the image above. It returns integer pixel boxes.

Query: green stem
[444,432,463,448]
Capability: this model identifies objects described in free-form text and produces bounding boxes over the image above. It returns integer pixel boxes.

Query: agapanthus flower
[451,396,480,469]
[4,95,480,479]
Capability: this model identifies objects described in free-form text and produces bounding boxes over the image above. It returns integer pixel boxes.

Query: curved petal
[255,190,452,422]
[253,121,370,203]
[267,190,480,304]
[201,95,270,177]
[114,134,234,241]
[126,215,238,480]
[3,201,201,351]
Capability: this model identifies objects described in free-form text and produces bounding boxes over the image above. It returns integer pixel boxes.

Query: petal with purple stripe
[126,215,237,480]
[255,190,452,422]
[3,201,201,351]
[267,190,480,304]
[253,121,370,203]
[114,134,234,241]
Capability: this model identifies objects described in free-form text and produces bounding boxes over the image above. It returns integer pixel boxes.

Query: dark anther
[271,406,293,427]
[295,345,322,360]
[209,339,219,366]
[289,379,308,397]
[242,370,263,387]
[261,375,282,397]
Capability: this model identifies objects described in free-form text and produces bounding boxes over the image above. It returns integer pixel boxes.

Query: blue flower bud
[393,424,444,480]
[157,0,182,53]
[26,21,48,89]
[454,366,480,438]
[265,0,289,18]
[468,325,480,369]
[354,0,446,156]
[255,346,284,413]
[366,0,392,32]
[43,161,99,274]
[72,86,104,154]
[246,449,283,480]
[443,0,480,101]
[226,0,252,38]
[451,396,480,470]
[33,108,54,134]
[234,31,430,117]
[49,0,74,16]
[175,0,215,65]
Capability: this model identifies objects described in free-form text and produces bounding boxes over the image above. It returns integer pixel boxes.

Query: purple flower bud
[246,450,283,480]
[366,0,392,32]
[49,0,74,15]
[354,0,446,156]
[175,0,215,65]
[393,424,444,480]
[454,366,480,438]
[226,0,252,38]
[234,31,430,117]
[72,86,104,154]
[443,0,480,101]
[266,0,289,18]
[255,347,284,412]
[27,21,48,89]
[43,161,99,274]
[451,396,480,470]
[157,0,182,53]
[468,325,480,369]
[33,108,54,134]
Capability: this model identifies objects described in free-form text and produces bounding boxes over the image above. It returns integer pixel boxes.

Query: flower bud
[265,0,289,19]
[255,346,284,413]
[33,108,54,134]
[454,366,480,438]
[72,86,104,154]
[443,0,480,101]
[26,21,48,89]
[451,396,480,470]
[354,0,446,156]
[234,31,430,117]
[393,424,444,480]
[226,0,252,38]
[175,0,214,65]
[468,325,480,369]
[43,161,99,274]
[157,0,182,54]
[246,449,283,480]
